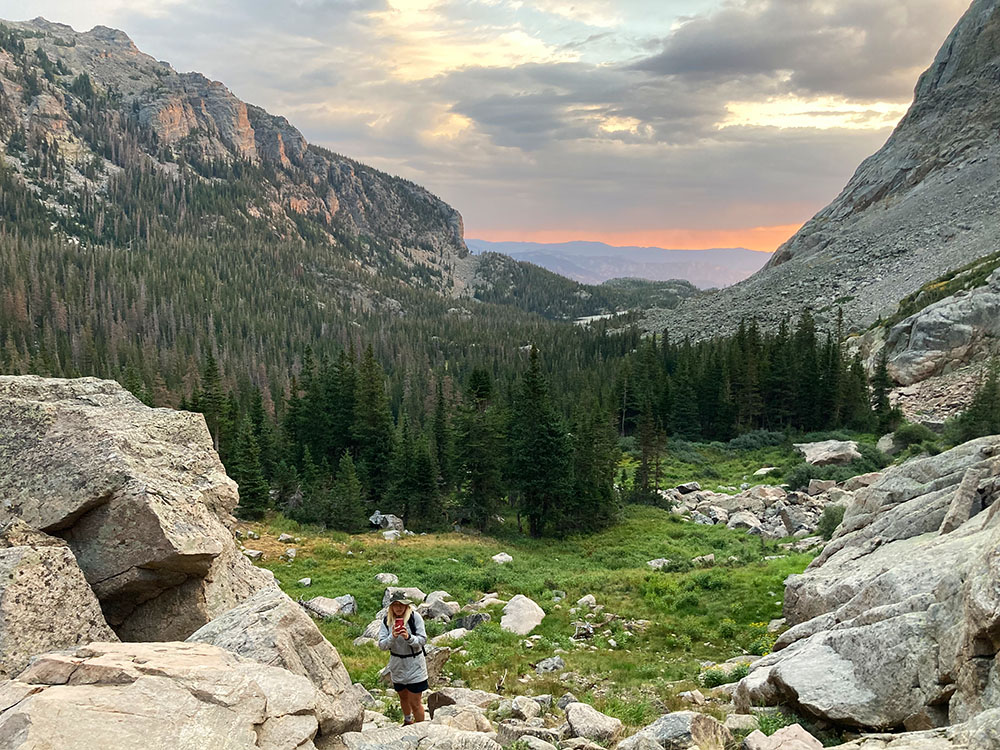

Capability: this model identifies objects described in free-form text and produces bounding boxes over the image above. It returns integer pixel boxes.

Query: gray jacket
[378,606,428,685]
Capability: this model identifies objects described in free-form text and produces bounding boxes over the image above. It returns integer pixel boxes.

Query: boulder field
[736,435,1000,742]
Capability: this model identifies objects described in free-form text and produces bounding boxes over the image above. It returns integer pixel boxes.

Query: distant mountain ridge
[467,239,770,289]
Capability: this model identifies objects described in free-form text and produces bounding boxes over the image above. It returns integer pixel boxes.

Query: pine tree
[329,452,367,532]
[431,381,456,491]
[232,415,270,520]
[508,347,570,537]
[568,402,620,532]
[953,360,1000,442]
[456,374,504,531]
[199,351,226,450]
[409,434,444,532]
[871,349,897,433]
[290,446,329,525]
[352,346,395,503]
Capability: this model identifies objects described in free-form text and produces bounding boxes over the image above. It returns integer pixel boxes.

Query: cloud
[635,0,970,101]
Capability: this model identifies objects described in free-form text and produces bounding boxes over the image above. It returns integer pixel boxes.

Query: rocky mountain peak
[0,17,469,293]
[645,0,1000,339]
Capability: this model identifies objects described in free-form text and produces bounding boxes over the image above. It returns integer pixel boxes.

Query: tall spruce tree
[232,415,270,520]
[329,452,367,532]
[508,347,570,537]
[456,380,504,531]
[871,349,897,433]
[569,401,620,532]
[352,346,395,503]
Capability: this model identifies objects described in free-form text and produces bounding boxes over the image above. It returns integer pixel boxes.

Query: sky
[1,0,972,251]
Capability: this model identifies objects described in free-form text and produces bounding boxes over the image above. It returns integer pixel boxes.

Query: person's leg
[397,688,412,724]
[411,689,425,723]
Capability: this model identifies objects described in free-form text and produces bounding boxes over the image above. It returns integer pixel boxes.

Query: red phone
[393,617,405,635]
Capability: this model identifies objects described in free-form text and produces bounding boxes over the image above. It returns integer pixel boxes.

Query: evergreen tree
[431,380,456,491]
[952,361,1000,442]
[409,434,444,532]
[352,346,395,502]
[508,347,570,537]
[290,446,329,525]
[871,349,898,433]
[568,402,620,532]
[329,452,367,532]
[455,375,504,531]
[199,351,226,450]
[232,415,270,520]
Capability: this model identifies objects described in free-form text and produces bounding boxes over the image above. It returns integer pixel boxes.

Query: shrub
[757,711,795,736]
[731,662,751,681]
[700,668,729,688]
[893,421,938,448]
[728,430,786,451]
[817,505,846,540]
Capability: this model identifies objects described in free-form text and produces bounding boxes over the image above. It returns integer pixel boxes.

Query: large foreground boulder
[565,702,622,743]
[186,587,363,734]
[0,376,273,641]
[0,520,117,678]
[0,641,335,749]
[738,436,1000,730]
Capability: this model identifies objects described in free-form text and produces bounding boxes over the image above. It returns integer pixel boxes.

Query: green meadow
[251,505,810,730]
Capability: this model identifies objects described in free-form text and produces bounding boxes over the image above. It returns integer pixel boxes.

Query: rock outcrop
[644,0,1000,340]
[186,587,363,734]
[0,642,334,749]
[881,270,1000,386]
[737,436,1000,731]
[0,376,273,640]
[0,520,117,678]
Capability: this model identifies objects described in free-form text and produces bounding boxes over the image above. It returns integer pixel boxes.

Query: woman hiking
[378,590,428,725]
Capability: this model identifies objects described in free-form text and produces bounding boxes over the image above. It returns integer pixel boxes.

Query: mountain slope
[467,239,769,288]
[645,0,1000,338]
[0,17,468,293]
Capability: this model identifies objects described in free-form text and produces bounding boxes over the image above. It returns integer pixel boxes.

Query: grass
[247,505,812,729]
[618,431,880,494]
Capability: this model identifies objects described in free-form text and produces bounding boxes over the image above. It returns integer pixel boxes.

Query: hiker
[378,591,428,725]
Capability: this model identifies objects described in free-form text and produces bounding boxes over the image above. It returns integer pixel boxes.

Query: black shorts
[394,679,429,694]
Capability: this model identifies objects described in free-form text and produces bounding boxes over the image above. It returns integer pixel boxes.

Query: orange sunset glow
[471,224,802,253]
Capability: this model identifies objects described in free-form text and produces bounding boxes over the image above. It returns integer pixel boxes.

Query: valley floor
[245,506,811,732]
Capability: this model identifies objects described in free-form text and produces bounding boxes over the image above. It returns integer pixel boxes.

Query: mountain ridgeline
[645,0,1000,340]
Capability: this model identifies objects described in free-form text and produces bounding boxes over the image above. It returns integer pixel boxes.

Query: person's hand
[400,629,409,639]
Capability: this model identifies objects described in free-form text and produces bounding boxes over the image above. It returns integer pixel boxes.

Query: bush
[893,421,938,448]
[817,505,846,541]
[757,711,795,736]
[700,668,729,688]
[728,430,786,451]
